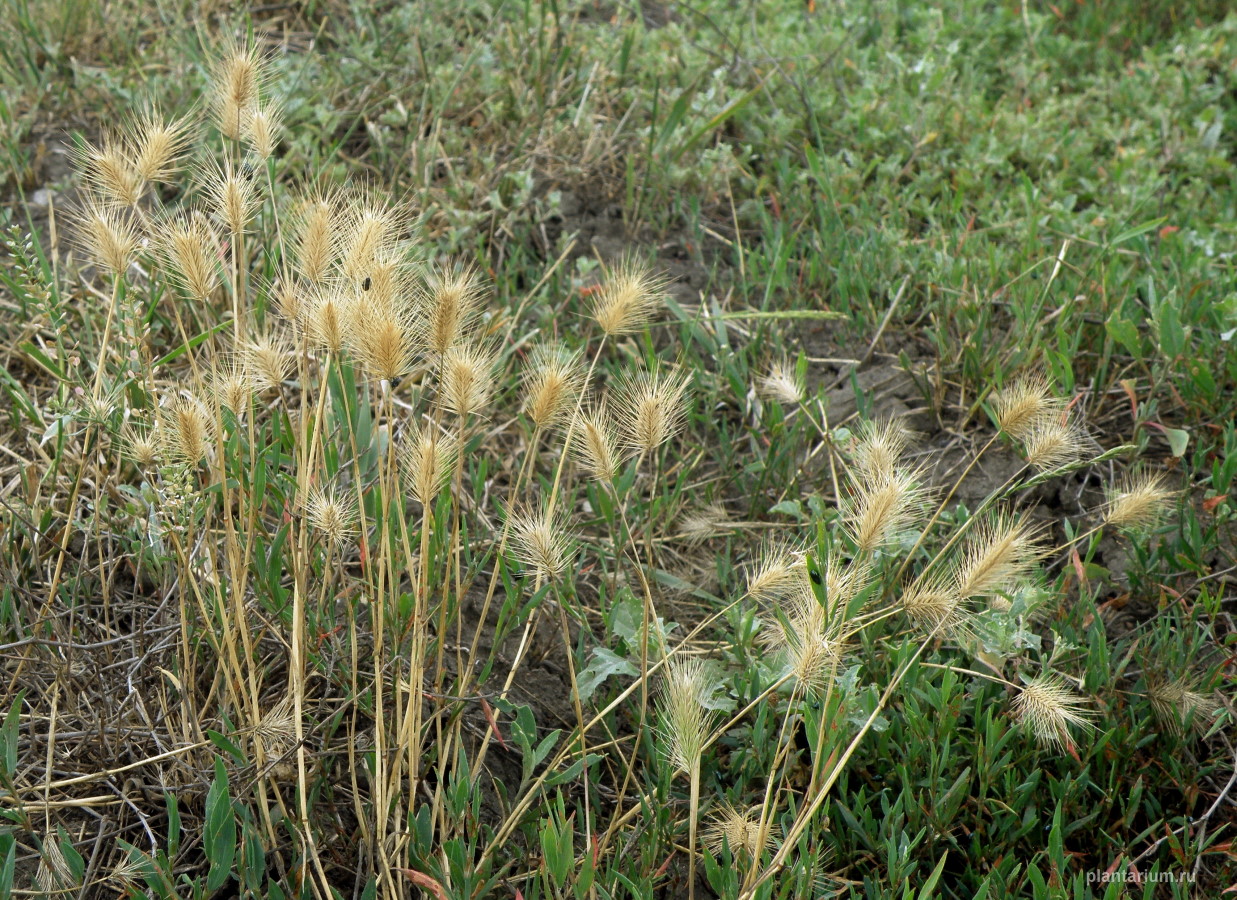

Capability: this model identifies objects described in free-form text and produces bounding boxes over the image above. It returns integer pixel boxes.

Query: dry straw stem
[591,255,668,336]
[758,357,804,406]
[1012,673,1095,749]
[703,803,776,862]
[1105,471,1176,530]
[615,366,691,454]
[573,401,621,482]
[953,513,1044,601]
[523,342,584,429]
[508,503,576,580]
[1147,676,1220,738]
[994,373,1061,441]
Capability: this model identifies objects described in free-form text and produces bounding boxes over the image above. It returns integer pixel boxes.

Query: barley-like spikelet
[851,418,912,483]
[161,394,213,464]
[901,573,967,635]
[758,357,804,406]
[523,342,583,429]
[768,581,846,693]
[211,37,267,140]
[401,425,457,506]
[703,803,776,861]
[574,402,621,482]
[340,198,401,282]
[1105,471,1175,530]
[440,342,497,417]
[350,292,418,383]
[246,100,282,160]
[676,502,732,545]
[658,658,713,773]
[243,331,291,392]
[509,503,575,580]
[1021,417,1083,472]
[162,214,221,301]
[591,256,667,336]
[953,513,1043,600]
[78,200,139,277]
[270,276,305,326]
[35,834,76,894]
[307,287,350,354]
[845,466,925,554]
[201,157,258,236]
[127,107,191,185]
[293,191,341,286]
[210,359,252,416]
[77,140,143,207]
[1147,676,1220,738]
[121,423,160,469]
[615,366,690,455]
[1012,674,1095,749]
[425,264,484,356]
[307,486,358,546]
[744,542,804,603]
[994,374,1059,441]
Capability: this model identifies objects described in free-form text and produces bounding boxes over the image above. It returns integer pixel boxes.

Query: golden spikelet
[901,573,967,636]
[703,803,776,862]
[994,374,1060,441]
[657,658,713,773]
[350,293,418,383]
[523,342,583,430]
[339,198,401,282]
[440,342,497,417]
[306,486,358,546]
[953,513,1043,600]
[201,157,258,235]
[758,357,805,406]
[851,418,912,483]
[162,213,221,301]
[120,423,159,469]
[78,200,139,278]
[574,402,621,482]
[161,394,213,464]
[676,502,732,545]
[293,191,341,286]
[509,503,575,580]
[845,467,925,554]
[401,425,457,506]
[77,140,143,207]
[744,542,804,603]
[591,256,667,336]
[615,366,691,455]
[211,37,267,140]
[1105,471,1175,530]
[1012,674,1095,749]
[243,331,291,392]
[270,276,305,326]
[126,106,191,185]
[210,359,252,416]
[767,579,846,693]
[1021,417,1083,472]
[306,287,349,354]
[245,100,282,160]
[425,263,485,356]
[1147,676,1221,738]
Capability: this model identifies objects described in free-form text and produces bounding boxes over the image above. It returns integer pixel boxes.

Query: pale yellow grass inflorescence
[78,200,140,278]
[658,658,713,774]
[522,342,583,430]
[1012,673,1095,749]
[953,513,1043,601]
[994,373,1060,441]
[425,264,485,357]
[845,466,926,554]
[703,803,776,862]
[573,402,621,482]
[306,486,358,547]
[1147,676,1220,738]
[401,425,457,507]
[508,503,576,580]
[615,366,691,455]
[1105,471,1176,530]
[591,255,667,336]
[758,357,804,406]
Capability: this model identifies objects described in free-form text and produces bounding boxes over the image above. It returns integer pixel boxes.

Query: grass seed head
[954,513,1043,601]
[246,100,282,159]
[243,331,291,392]
[1022,417,1084,472]
[851,418,912,482]
[1012,673,1095,750]
[770,580,846,693]
[121,423,160,469]
[703,803,776,862]
[440,342,497,417]
[759,357,805,406]
[127,107,191,185]
[211,37,267,140]
[340,198,401,282]
[615,366,690,455]
[523,342,583,430]
[845,466,925,554]
[902,573,967,636]
[202,157,258,235]
[745,542,804,603]
[307,486,358,547]
[293,192,341,286]
[78,200,139,278]
[401,426,457,506]
[574,402,621,482]
[350,293,419,383]
[509,504,575,580]
[591,255,667,336]
[425,264,485,356]
[1147,676,1220,738]
[211,359,252,416]
[77,140,143,207]
[658,658,713,774]
[162,213,221,301]
[994,373,1059,441]
[1105,471,1176,530]
[676,502,732,545]
[161,394,213,464]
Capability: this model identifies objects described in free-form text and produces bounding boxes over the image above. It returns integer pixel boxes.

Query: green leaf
[916,851,948,899]
[204,757,236,893]
[575,648,638,702]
